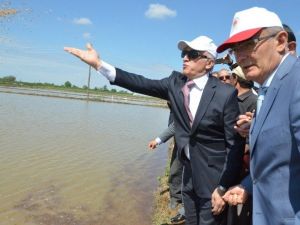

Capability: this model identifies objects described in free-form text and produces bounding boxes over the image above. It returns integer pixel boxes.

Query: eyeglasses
[181,50,208,60]
[219,75,231,80]
[229,32,278,55]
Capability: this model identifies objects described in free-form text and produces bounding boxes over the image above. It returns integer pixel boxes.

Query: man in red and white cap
[217,7,300,225]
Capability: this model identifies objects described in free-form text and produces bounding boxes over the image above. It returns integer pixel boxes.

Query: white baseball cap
[178,36,217,59]
[217,7,283,53]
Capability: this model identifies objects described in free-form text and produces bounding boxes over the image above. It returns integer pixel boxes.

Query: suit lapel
[191,77,216,133]
[250,55,297,157]
[250,84,281,156]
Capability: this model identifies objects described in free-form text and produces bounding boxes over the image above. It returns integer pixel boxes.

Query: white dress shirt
[183,74,209,159]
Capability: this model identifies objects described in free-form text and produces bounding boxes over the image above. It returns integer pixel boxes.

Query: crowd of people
[64,6,299,225]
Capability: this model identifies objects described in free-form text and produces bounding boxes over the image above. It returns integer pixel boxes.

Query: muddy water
[0,92,169,225]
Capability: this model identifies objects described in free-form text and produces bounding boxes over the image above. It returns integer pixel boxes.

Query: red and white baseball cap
[217,7,283,53]
[178,36,217,59]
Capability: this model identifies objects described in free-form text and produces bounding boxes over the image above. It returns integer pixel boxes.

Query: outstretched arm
[65,43,170,99]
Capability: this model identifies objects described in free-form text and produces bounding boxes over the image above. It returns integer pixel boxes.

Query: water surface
[0,93,169,225]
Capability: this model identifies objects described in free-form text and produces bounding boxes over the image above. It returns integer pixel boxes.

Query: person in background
[217,7,300,224]
[231,65,257,116]
[283,24,297,56]
[148,121,186,225]
[217,68,233,85]
[211,71,219,78]
[149,102,183,212]
[148,102,185,224]
[148,122,175,150]
[65,35,244,225]
[227,65,257,225]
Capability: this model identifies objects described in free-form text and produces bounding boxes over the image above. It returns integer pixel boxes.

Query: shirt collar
[192,73,209,90]
[238,89,253,101]
[261,53,289,88]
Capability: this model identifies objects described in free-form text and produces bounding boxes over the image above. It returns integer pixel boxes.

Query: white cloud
[73,17,92,25]
[83,32,91,39]
[145,4,176,19]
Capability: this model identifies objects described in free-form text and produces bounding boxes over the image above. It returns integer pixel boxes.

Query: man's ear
[206,59,215,71]
[276,31,288,53]
[288,41,297,55]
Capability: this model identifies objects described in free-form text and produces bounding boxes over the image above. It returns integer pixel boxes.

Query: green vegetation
[0,75,134,96]
[0,76,167,107]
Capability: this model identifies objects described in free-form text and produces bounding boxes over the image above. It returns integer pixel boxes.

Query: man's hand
[222,54,233,65]
[222,185,248,205]
[234,111,254,138]
[148,140,158,150]
[64,43,101,70]
[211,188,226,215]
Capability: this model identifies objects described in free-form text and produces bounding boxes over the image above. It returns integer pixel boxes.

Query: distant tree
[82,85,88,89]
[0,75,16,83]
[64,81,72,88]
[111,88,117,93]
[102,85,108,91]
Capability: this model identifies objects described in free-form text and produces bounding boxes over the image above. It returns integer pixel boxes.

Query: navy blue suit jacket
[113,69,244,198]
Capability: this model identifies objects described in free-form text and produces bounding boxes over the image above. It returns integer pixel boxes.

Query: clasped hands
[222,185,248,205]
[211,185,248,215]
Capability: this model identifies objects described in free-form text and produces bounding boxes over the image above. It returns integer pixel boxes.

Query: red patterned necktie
[182,80,195,125]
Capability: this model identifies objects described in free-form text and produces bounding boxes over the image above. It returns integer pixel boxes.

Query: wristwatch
[216,185,227,196]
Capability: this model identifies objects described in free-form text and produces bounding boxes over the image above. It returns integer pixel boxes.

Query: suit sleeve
[241,174,253,195]
[111,68,170,100]
[219,89,245,188]
[158,122,175,143]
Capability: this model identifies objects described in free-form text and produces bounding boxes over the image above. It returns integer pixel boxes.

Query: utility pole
[87,65,91,100]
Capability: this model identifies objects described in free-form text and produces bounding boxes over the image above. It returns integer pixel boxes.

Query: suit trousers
[168,143,183,203]
[182,161,227,225]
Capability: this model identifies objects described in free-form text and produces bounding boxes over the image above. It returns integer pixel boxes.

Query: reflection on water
[0,92,169,225]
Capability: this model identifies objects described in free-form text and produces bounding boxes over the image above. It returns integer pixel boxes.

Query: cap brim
[178,41,189,51]
[217,28,262,53]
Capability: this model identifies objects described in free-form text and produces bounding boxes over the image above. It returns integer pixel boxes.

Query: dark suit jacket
[113,68,244,198]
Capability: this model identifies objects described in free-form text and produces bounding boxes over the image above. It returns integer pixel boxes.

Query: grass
[152,141,184,225]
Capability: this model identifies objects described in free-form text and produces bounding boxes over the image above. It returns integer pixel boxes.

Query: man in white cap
[217,7,300,225]
[64,36,244,225]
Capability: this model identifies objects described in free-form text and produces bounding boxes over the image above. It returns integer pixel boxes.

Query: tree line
[0,75,130,94]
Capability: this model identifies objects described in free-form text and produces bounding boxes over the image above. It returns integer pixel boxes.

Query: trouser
[182,162,227,225]
[168,143,183,203]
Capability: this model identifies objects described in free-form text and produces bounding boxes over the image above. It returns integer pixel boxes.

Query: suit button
[253,179,257,184]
